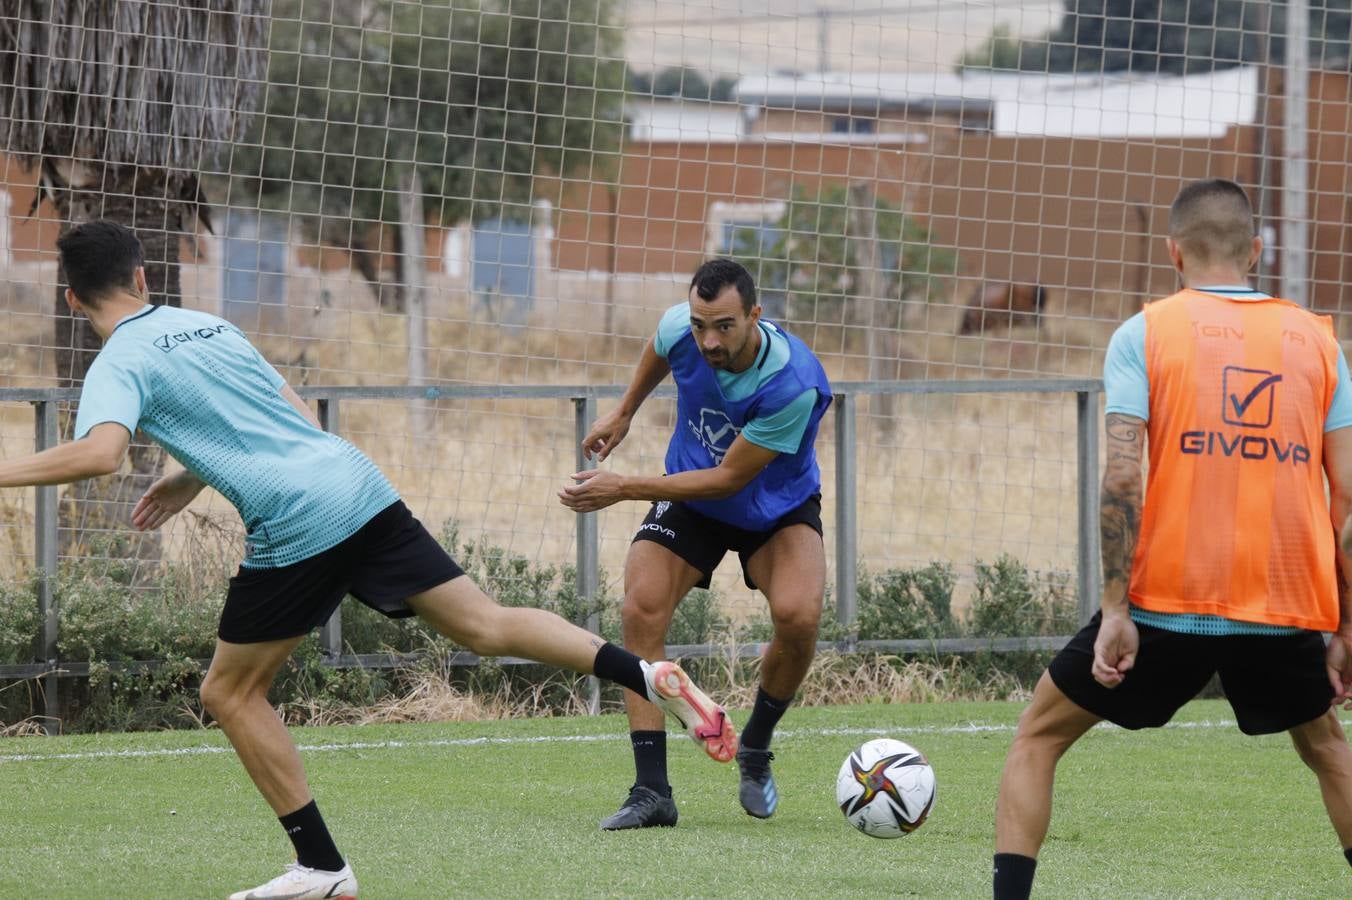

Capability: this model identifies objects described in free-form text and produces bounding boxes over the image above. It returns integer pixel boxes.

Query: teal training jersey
[74,305,399,568]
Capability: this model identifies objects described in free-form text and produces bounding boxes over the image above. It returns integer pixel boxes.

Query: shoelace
[625,785,666,808]
[739,750,774,781]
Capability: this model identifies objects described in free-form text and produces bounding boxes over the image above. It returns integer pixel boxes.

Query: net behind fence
[1,1,1346,670]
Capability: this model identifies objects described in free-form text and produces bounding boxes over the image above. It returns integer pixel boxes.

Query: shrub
[967,554,1075,638]
[0,574,41,665]
[0,524,1078,731]
[856,561,959,640]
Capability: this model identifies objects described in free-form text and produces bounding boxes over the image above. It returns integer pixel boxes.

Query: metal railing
[0,378,1104,724]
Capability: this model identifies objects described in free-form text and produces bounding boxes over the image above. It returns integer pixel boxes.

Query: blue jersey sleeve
[1103,312,1149,421]
[74,347,150,440]
[1327,347,1352,433]
[653,302,691,359]
[741,388,817,454]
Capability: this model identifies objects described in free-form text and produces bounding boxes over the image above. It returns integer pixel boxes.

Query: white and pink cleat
[643,660,738,763]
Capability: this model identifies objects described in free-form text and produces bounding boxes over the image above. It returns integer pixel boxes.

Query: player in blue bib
[561,258,833,828]
[0,221,736,899]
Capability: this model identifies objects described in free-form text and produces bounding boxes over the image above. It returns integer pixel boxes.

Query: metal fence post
[1075,390,1101,626]
[317,397,343,660]
[33,400,60,732]
[573,396,601,714]
[834,393,858,633]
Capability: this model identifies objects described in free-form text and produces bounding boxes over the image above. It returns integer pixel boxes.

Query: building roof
[625,98,746,141]
[735,66,1259,138]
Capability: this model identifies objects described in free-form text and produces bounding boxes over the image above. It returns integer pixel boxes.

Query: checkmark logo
[1221,366,1282,428]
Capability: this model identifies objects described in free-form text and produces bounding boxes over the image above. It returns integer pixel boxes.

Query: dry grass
[761,652,1030,706]
[279,660,595,727]
[689,648,1032,711]
[0,715,48,737]
[0,262,1114,620]
[274,650,1033,728]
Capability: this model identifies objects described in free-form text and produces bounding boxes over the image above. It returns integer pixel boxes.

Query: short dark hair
[690,258,757,313]
[56,220,144,306]
[1168,178,1255,265]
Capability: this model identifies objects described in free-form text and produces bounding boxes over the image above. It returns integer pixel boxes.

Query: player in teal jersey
[0,221,735,899]
[560,259,833,828]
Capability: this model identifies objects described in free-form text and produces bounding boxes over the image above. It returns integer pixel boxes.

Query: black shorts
[218,500,464,644]
[1048,612,1333,735]
[630,494,823,590]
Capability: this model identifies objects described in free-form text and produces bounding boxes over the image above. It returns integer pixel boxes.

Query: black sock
[279,800,344,872]
[1344,847,1352,867]
[591,642,648,696]
[993,853,1037,900]
[740,686,792,750]
[631,730,670,795]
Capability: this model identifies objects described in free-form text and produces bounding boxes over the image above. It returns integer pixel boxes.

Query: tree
[651,66,710,100]
[0,2,266,560]
[957,25,1042,73]
[730,183,956,328]
[710,75,739,102]
[226,0,626,305]
[959,0,1352,75]
[729,183,956,422]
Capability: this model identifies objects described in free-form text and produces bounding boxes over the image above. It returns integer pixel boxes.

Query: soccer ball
[835,738,936,838]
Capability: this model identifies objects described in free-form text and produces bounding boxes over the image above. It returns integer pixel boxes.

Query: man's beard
[703,335,748,370]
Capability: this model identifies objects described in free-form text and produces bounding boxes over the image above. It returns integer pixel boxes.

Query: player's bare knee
[1012,706,1078,759]
[770,598,823,647]
[620,592,671,643]
[772,617,819,650]
[1292,715,1352,775]
[199,676,248,723]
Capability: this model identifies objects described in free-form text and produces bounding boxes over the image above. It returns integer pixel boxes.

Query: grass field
[1,700,1348,899]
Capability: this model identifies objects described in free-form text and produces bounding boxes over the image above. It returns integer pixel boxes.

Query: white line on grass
[0,717,1322,765]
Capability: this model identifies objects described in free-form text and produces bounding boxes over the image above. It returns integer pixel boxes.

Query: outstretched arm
[580,338,671,462]
[1323,426,1352,706]
[1092,413,1146,688]
[0,422,129,487]
[560,435,777,513]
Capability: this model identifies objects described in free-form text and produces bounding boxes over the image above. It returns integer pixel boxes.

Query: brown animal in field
[959,283,1048,335]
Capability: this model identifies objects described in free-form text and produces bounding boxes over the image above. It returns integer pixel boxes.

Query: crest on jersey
[688,408,741,464]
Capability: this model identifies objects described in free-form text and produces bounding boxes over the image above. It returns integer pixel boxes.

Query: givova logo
[153,324,230,353]
[1178,364,1310,466]
[686,408,740,464]
[1221,365,1282,428]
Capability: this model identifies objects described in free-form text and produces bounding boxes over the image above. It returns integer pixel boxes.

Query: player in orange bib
[992,179,1352,898]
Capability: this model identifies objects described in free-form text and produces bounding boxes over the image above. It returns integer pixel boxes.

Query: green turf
[0,700,1346,898]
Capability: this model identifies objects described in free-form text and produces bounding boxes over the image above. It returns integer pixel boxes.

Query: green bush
[850,556,1072,641]
[0,574,41,665]
[0,521,1079,731]
[967,554,1076,638]
[666,588,729,645]
[856,561,959,640]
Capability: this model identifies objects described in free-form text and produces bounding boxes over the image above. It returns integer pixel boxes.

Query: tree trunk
[848,181,900,427]
[53,181,182,571]
[397,170,428,436]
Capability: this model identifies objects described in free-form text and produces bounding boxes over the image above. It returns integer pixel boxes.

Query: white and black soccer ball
[835,738,936,839]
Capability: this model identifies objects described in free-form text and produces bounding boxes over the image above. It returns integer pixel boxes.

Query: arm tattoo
[1100,413,1146,610]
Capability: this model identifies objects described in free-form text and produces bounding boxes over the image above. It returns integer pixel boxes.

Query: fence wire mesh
[1,1,1343,676]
